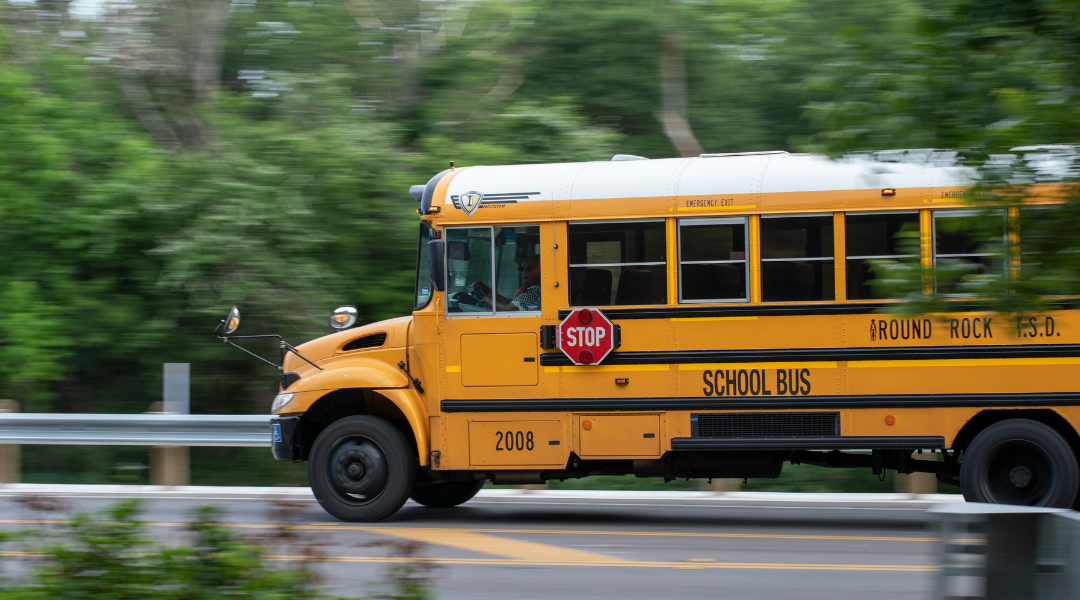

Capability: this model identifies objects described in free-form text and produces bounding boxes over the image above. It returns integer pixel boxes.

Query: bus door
[444,225,543,389]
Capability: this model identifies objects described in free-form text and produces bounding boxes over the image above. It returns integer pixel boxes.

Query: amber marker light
[881,188,897,196]
[885,415,896,425]
[582,419,593,430]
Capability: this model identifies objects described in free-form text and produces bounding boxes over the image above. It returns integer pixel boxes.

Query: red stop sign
[557,309,615,365]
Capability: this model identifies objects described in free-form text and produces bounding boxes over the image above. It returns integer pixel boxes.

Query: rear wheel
[409,480,484,508]
[960,419,1079,508]
[308,416,415,522]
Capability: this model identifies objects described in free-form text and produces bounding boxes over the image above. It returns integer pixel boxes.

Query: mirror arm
[224,340,282,371]
[281,341,324,371]
[212,321,322,371]
[217,333,286,341]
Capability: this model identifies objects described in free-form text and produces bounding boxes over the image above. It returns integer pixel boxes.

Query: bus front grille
[691,412,840,438]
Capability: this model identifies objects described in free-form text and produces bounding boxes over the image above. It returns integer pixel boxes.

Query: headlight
[271,393,294,413]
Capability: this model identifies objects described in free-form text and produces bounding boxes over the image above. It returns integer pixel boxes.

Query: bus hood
[282,316,412,375]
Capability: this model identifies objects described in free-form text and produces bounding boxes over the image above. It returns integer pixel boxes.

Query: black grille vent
[342,333,387,352]
[692,412,840,439]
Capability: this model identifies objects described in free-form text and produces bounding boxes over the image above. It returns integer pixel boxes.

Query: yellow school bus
[250,150,1080,521]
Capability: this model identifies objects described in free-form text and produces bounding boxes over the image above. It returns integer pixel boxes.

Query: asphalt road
[0,485,956,600]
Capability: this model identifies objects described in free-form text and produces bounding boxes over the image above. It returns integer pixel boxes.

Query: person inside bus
[471,255,541,311]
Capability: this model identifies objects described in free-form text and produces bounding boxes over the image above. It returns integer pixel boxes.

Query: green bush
[0,500,436,600]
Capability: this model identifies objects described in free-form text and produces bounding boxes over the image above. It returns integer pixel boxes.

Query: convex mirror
[330,306,358,329]
[224,307,241,334]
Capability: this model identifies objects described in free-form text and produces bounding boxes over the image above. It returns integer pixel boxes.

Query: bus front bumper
[271,416,302,461]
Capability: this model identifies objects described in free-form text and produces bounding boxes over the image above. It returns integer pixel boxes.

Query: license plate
[272,423,282,443]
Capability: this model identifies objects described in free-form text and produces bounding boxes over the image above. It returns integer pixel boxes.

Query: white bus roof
[431,151,986,222]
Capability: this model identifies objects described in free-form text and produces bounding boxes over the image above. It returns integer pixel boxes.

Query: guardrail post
[932,503,1065,600]
[707,478,741,492]
[896,450,937,494]
[150,364,190,487]
[0,400,19,483]
[1035,511,1080,598]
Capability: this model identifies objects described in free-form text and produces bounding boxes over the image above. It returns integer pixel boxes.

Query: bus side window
[845,212,919,300]
[678,217,748,303]
[493,225,542,312]
[933,209,1006,295]
[568,221,667,306]
[760,215,835,302]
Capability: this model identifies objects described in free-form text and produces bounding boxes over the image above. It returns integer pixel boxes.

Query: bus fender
[284,366,428,466]
[374,388,430,467]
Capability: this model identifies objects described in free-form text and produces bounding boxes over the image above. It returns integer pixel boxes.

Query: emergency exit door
[460,333,539,386]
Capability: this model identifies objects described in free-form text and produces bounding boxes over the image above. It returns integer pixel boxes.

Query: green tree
[806,0,1080,313]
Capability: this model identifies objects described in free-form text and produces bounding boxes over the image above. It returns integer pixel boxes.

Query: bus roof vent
[699,151,788,158]
[611,154,648,161]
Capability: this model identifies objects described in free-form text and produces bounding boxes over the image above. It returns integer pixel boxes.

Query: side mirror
[224,307,241,334]
[330,305,358,330]
[428,240,446,292]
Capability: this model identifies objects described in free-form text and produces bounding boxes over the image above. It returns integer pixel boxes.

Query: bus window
[446,227,493,314]
[845,212,919,300]
[760,215,835,302]
[569,221,667,306]
[933,210,1006,295]
[492,225,542,312]
[678,217,748,303]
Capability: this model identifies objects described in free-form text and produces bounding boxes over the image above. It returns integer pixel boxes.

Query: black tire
[308,416,415,522]
[960,419,1079,508]
[409,480,484,508]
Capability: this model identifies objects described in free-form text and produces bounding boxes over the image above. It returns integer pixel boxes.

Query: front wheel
[410,480,484,508]
[308,416,416,522]
[960,419,1079,508]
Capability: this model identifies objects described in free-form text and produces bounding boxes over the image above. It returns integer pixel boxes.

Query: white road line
[0,483,965,505]
[467,501,931,511]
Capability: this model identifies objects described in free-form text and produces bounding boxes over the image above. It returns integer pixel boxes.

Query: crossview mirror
[330,305,358,330]
[213,305,323,375]
[428,239,446,291]
[224,306,241,334]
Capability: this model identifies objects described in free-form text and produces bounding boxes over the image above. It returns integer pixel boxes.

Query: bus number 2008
[495,431,535,451]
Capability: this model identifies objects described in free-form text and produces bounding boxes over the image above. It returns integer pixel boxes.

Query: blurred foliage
[807,0,1080,315]
[0,500,324,599]
[0,499,438,599]
[0,0,922,415]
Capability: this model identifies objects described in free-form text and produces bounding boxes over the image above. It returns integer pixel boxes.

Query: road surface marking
[265,554,936,572]
[359,527,637,564]
[0,549,933,572]
[308,525,939,544]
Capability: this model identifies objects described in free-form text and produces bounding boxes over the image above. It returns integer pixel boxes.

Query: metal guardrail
[932,503,1080,600]
[0,414,270,447]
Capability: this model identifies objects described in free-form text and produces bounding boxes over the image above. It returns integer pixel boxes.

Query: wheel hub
[984,442,1054,506]
[332,440,389,498]
[347,461,365,479]
[1010,465,1033,489]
